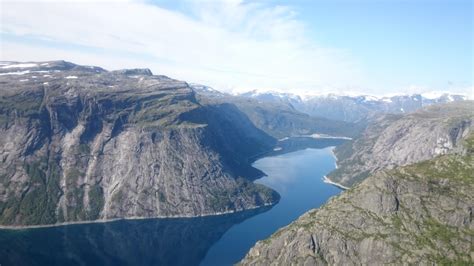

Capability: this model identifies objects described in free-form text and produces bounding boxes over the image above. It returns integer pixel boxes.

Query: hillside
[195,87,361,139]
[327,101,473,187]
[240,132,474,265]
[0,61,279,226]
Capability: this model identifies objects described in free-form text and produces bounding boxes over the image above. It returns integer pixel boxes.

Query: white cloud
[0,0,365,92]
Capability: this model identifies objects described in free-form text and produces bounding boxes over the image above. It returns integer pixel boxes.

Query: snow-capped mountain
[235,89,468,122]
[188,83,223,94]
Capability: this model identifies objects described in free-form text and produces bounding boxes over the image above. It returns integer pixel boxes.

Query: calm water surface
[201,146,341,265]
[0,139,343,266]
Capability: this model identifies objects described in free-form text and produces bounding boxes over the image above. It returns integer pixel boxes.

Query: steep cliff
[0,61,279,226]
[241,132,473,265]
[328,101,473,187]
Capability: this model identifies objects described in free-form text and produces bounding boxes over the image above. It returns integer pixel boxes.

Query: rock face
[241,131,474,265]
[0,61,279,226]
[328,101,473,187]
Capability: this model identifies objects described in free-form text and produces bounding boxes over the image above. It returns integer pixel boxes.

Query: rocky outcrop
[240,132,474,265]
[328,101,473,187]
[0,61,279,226]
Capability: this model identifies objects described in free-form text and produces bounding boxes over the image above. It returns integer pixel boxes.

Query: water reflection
[0,207,270,266]
[201,145,342,265]
[0,137,348,266]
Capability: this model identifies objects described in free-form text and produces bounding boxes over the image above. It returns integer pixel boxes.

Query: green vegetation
[128,94,200,128]
[87,185,104,220]
[0,91,44,126]
[208,178,278,211]
[78,143,91,154]
[0,157,62,225]
[66,168,84,185]
[401,133,474,185]
[158,191,166,202]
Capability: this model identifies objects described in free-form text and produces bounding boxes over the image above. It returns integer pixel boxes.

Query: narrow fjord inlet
[201,145,342,265]
[1,0,473,264]
[0,139,343,266]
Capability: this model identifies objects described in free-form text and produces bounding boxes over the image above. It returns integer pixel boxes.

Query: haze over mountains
[198,86,468,123]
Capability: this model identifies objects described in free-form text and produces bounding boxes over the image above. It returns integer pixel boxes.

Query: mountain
[193,85,362,139]
[237,89,468,123]
[327,101,473,187]
[0,61,279,226]
[240,103,473,265]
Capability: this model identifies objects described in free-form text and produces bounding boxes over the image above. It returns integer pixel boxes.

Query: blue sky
[294,0,473,91]
[1,0,472,96]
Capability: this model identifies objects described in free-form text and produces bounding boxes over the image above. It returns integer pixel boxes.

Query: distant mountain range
[235,89,468,122]
[193,85,361,139]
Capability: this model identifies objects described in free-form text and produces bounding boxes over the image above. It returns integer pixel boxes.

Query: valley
[0,61,472,265]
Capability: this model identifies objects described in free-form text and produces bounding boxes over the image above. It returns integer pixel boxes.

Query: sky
[0,0,472,96]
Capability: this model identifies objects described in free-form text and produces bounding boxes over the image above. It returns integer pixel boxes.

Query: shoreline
[0,202,275,230]
[330,147,338,169]
[322,175,349,190]
[300,133,352,140]
[323,147,349,190]
[1,136,346,231]
[0,141,288,231]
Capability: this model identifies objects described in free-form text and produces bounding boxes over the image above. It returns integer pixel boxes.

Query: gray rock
[240,105,474,265]
[328,102,473,187]
[0,61,279,226]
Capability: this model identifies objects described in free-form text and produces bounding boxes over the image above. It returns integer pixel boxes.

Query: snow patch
[363,95,379,102]
[310,133,352,140]
[421,91,448,100]
[1,63,37,69]
[322,176,349,190]
[0,70,30,76]
[65,76,78,79]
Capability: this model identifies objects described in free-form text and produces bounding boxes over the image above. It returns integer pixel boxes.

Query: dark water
[0,138,343,266]
[201,145,342,265]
